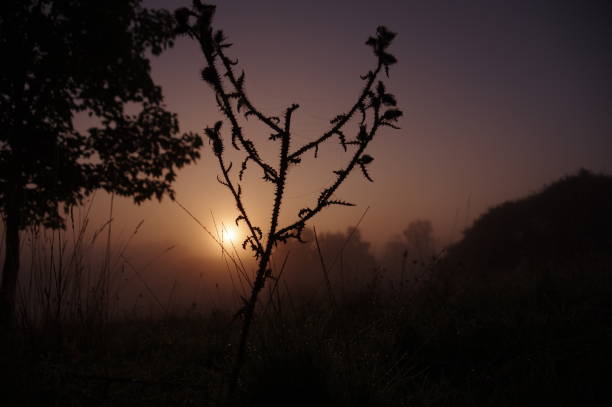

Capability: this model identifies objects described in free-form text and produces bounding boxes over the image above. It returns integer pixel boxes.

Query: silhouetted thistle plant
[176,0,402,399]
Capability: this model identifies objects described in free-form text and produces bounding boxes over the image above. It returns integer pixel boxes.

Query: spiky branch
[175,0,402,399]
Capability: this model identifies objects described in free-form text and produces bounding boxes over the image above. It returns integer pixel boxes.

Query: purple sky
[101,0,612,255]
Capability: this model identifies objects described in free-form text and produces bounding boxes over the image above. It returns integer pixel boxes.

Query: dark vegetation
[439,169,612,301]
[1,0,611,404]
[176,1,401,399]
[0,0,202,325]
[2,169,611,405]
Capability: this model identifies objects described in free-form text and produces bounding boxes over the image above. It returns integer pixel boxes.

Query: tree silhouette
[274,227,379,302]
[403,219,435,263]
[176,1,402,398]
[443,169,612,281]
[0,0,203,325]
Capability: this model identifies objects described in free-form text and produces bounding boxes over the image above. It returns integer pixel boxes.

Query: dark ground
[3,255,611,406]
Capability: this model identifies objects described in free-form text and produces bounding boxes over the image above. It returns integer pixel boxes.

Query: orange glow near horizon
[80,0,612,258]
[221,225,239,245]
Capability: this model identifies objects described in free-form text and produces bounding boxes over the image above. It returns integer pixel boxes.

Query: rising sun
[221,226,239,244]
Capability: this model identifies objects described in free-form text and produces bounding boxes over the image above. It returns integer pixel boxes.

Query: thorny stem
[217,48,285,135]
[227,103,296,397]
[195,30,278,182]
[218,42,383,162]
[181,4,402,402]
[275,121,381,239]
[288,63,382,161]
[216,155,264,256]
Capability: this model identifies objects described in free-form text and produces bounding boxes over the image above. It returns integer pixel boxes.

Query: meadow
[3,2,612,405]
[2,172,611,406]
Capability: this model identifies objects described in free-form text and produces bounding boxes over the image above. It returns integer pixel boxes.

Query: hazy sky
[97,0,612,256]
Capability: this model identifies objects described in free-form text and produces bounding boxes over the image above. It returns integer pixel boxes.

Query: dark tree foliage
[0,0,203,324]
[440,169,612,293]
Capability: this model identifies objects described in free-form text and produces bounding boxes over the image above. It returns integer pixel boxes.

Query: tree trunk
[2,62,25,329]
[1,190,21,328]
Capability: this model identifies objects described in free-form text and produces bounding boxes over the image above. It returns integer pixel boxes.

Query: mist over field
[9,212,439,319]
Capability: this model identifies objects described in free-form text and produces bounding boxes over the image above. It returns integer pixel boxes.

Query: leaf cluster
[0,0,203,228]
[366,26,398,76]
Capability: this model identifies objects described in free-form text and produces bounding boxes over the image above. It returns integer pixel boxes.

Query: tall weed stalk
[175,1,403,398]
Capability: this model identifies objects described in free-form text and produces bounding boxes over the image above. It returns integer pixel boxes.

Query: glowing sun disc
[222,227,238,243]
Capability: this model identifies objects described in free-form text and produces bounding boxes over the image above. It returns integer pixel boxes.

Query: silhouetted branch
[193,24,278,183]
[216,47,285,134]
[289,62,382,161]
[177,1,402,401]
